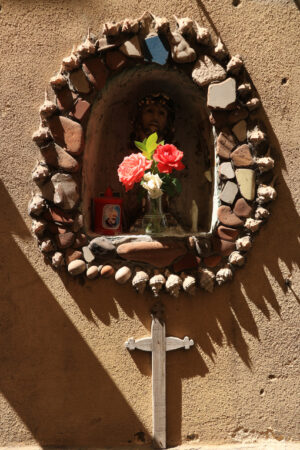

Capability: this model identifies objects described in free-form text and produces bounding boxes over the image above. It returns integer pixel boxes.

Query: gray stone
[120,36,143,58]
[82,246,95,264]
[51,173,79,210]
[219,162,235,180]
[89,236,116,258]
[220,181,238,204]
[192,55,226,87]
[207,77,236,109]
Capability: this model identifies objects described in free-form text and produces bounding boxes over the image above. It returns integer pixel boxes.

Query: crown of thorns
[138,93,175,113]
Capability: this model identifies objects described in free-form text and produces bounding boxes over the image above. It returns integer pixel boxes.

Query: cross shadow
[0,180,151,447]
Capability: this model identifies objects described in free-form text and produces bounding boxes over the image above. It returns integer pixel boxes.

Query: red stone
[217,130,236,159]
[55,231,75,249]
[47,115,84,155]
[228,107,248,124]
[217,225,239,241]
[117,240,187,268]
[44,206,74,224]
[231,144,254,167]
[56,86,77,112]
[213,237,236,256]
[83,57,108,90]
[65,248,83,264]
[105,50,128,71]
[217,205,244,227]
[233,198,253,218]
[173,253,201,273]
[41,142,80,173]
[100,265,115,278]
[70,99,91,122]
[73,233,88,249]
[203,255,222,268]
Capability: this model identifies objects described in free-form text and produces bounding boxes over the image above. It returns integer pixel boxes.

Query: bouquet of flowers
[117,132,185,234]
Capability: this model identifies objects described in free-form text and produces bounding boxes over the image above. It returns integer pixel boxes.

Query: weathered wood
[125,319,193,449]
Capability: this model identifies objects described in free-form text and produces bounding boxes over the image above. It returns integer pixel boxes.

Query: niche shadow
[0,180,151,447]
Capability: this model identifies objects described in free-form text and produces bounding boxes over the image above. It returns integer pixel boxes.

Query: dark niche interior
[82,65,216,236]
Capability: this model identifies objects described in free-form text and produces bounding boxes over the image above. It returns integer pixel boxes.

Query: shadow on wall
[0,181,150,447]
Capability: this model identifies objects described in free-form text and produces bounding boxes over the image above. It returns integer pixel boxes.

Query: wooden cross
[125,318,194,449]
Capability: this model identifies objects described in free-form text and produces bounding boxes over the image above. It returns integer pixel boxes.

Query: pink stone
[41,142,80,173]
[217,130,236,159]
[217,205,244,227]
[73,233,88,249]
[47,116,84,155]
[70,99,91,122]
[69,69,91,94]
[213,237,236,256]
[173,253,201,273]
[117,240,187,268]
[65,248,83,265]
[83,57,108,90]
[55,232,75,249]
[233,198,253,218]
[231,145,254,167]
[217,225,239,241]
[56,86,76,112]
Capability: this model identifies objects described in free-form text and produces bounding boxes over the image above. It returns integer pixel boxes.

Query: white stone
[207,77,236,109]
[236,236,252,251]
[192,55,226,87]
[86,266,99,279]
[115,266,132,284]
[51,173,79,210]
[68,259,86,276]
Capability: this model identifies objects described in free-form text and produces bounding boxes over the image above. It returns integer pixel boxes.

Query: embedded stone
[40,239,54,253]
[203,255,222,268]
[117,240,187,268]
[89,237,116,257]
[65,248,83,265]
[73,233,88,249]
[44,206,74,224]
[68,259,86,276]
[55,231,75,249]
[97,38,117,52]
[236,236,252,251]
[86,266,99,279]
[82,246,95,264]
[32,163,50,184]
[56,86,76,112]
[236,169,256,201]
[47,116,84,155]
[72,213,83,232]
[100,265,115,278]
[173,253,200,273]
[115,266,132,284]
[213,237,236,256]
[70,99,91,122]
[105,50,128,70]
[41,142,80,173]
[232,120,247,142]
[217,225,239,242]
[82,57,108,90]
[69,69,90,94]
[226,54,243,74]
[217,130,236,159]
[231,145,254,167]
[228,107,248,125]
[233,198,253,218]
[144,35,169,65]
[51,173,79,210]
[219,162,235,180]
[207,78,236,109]
[120,36,143,58]
[192,55,226,87]
[220,181,238,204]
[52,252,64,268]
[168,31,196,63]
[217,205,244,227]
[47,222,68,234]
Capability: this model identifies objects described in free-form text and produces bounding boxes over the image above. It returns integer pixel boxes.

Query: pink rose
[118,153,152,191]
[153,144,185,174]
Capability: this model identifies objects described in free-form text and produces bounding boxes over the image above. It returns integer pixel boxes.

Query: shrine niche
[29,13,277,296]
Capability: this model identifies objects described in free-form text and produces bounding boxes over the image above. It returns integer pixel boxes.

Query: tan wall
[0,0,299,447]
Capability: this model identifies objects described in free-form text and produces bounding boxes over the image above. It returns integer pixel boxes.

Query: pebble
[65,249,83,265]
[68,259,86,276]
[32,163,50,183]
[73,233,88,248]
[231,145,254,167]
[228,107,248,125]
[233,198,252,218]
[52,252,64,268]
[217,130,236,159]
[228,251,245,266]
[115,266,132,284]
[69,69,91,94]
[236,236,252,251]
[255,206,270,220]
[207,77,236,109]
[40,239,54,253]
[217,225,239,242]
[89,236,116,258]
[28,195,45,216]
[82,245,95,263]
[226,54,243,74]
[236,169,256,201]
[192,55,226,87]
[45,206,74,224]
[86,266,99,279]
[41,142,80,173]
[219,162,235,180]
[120,36,143,58]
[220,181,238,205]
[70,99,91,122]
[55,231,75,249]
[47,115,84,156]
[56,86,76,112]
[232,120,247,142]
[247,126,266,145]
[51,173,79,209]
[100,265,115,278]
[168,31,196,63]
[217,205,244,227]
[83,57,108,90]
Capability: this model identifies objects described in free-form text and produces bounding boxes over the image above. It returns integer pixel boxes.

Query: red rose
[153,144,185,174]
[118,153,152,191]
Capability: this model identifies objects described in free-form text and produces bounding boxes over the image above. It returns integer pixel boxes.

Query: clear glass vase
[130,193,184,236]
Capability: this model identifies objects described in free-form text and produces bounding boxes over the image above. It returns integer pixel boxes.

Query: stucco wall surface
[0,0,299,448]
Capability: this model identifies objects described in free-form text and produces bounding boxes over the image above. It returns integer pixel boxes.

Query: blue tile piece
[144,35,169,65]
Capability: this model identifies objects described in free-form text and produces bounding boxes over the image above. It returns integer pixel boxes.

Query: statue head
[133,93,175,143]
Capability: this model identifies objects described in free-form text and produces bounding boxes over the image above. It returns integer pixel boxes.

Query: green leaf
[134,140,147,152]
[158,140,165,146]
[145,132,159,155]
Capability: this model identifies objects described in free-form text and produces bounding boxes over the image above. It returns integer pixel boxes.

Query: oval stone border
[29,13,277,296]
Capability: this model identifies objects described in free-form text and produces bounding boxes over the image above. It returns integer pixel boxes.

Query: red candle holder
[93,187,123,235]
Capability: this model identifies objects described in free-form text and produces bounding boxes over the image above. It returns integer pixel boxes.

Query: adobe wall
[0,0,299,447]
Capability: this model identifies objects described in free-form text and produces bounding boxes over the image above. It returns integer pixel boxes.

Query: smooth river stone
[220,181,238,204]
[48,116,84,155]
[100,265,115,278]
[232,120,247,142]
[236,169,256,201]
[219,162,235,180]
[86,266,99,280]
[217,225,239,241]
[217,130,236,159]
[41,142,80,173]
[115,266,132,284]
[89,236,116,257]
[117,240,187,268]
[68,259,86,275]
[207,77,236,109]
[218,205,244,227]
[233,198,252,218]
[231,145,253,167]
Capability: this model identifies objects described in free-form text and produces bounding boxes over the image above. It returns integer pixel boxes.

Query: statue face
[141,103,168,137]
